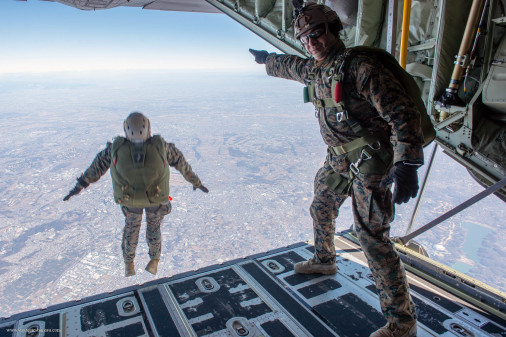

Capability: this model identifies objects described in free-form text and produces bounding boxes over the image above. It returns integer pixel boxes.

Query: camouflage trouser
[121,202,172,263]
[309,163,416,324]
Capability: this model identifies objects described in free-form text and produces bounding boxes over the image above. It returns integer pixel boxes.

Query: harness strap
[305,48,403,181]
[304,52,368,137]
[328,134,378,156]
[347,142,393,178]
[323,159,354,196]
[312,97,345,110]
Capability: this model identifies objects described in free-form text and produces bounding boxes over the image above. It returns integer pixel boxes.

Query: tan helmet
[293,2,343,39]
[124,112,151,143]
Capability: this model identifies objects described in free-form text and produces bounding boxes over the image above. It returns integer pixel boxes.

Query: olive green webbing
[305,46,435,148]
[329,135,373,156]
[346,144,393,176]
[323,141,393,195]
[324,160,353,195]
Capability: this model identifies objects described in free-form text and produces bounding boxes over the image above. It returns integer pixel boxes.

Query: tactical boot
[145,259,159,275]
[125,262,136,277]
[294,259,337,275]
[370,321,417,337]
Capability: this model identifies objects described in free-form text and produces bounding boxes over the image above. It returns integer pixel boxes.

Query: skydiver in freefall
[64,112,208,277]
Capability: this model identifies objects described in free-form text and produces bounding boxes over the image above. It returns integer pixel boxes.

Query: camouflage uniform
[265,40,423,324]
[79,139,203,263]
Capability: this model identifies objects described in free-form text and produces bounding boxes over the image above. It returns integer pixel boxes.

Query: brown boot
[370,321,417,337]
[294,259,337,275]
[145,259,159,275]
[125,262,136,277]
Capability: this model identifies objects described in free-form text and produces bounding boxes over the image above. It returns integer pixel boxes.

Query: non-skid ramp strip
[145,266,294,336]
[313,293,385,336]
[167,267,273,336]
[260,319,297,337]
[254,249,387,336]
[1,293,148,337]
[241,262,337,337]
[0,323,16,337]
[139,287,182,337]
[141,261,337,336]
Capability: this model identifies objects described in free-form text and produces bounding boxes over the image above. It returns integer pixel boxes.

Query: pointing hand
[193,185,209,193]
[63,184,83,201]
[249,49,269,64]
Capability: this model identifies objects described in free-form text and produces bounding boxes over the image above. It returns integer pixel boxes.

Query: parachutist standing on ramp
[64,112,208,277]
[250,2,426,336]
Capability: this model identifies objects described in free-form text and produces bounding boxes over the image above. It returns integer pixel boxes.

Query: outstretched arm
[63,142,112,201]
[166,142,208,193]
[249,48,310,84]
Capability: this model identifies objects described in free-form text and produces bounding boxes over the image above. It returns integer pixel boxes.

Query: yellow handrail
[399,0,412,69]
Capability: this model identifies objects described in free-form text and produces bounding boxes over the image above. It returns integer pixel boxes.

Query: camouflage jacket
[265,40,424,173]
[79,137,202,188]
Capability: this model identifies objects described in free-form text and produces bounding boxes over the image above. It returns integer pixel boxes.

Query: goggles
[300,29,325,45]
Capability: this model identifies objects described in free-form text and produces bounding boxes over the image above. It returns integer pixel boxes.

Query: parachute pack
[110,135,171,208]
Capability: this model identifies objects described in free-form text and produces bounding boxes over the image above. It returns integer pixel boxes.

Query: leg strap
[328,134,379,156]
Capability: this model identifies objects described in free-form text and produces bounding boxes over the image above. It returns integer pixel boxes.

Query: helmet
[124,112,151,143]
[293,2,343,39]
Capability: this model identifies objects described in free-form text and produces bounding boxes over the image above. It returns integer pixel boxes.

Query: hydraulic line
[470,0,490,59]
[438,0,486,107]
[399,0,412,69]
[464,0,490,96]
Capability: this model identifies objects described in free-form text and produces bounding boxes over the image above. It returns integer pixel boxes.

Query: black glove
[193,185,209,193]
[63,184,83,201]
[249,49,269,64]
[385,163,420,204]
[63,177,88,201]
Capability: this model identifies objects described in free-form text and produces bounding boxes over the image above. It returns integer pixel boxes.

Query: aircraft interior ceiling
[51,0,221,12]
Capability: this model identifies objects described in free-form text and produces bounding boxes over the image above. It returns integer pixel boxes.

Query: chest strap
[304,69,345,111]
[304,53,369,138]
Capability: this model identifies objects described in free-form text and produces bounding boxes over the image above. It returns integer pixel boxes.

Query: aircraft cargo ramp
[0,234,504,337]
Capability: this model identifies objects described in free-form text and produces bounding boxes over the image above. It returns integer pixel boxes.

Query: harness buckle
[349,148,373,175]
[337,110,348,122]
[350,163,360,175]
[360,148,372,161]
[313,99,324,109]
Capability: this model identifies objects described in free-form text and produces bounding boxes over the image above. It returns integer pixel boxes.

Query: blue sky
[0,1,276,73]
